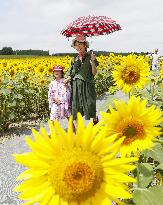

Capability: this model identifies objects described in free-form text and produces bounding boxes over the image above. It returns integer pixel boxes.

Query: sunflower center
[117,118,145,145]
[10,69,15,77]
[124,126,137,136]
[49,149,103,203]
[48,68,53,73]
[63,162,95,195]
[39,67,44,72]
[121,67,140,84]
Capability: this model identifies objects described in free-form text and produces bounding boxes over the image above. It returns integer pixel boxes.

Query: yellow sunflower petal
[80,120,94,150]
[103,157,138,167]
[48,194,60,205]
[103,183,132,199]
[17,169,48,180]
[76,113,85,145]
[67,116,74,146]
[14,152,50,168]
[39,186,54,205]
[25,136,55,159]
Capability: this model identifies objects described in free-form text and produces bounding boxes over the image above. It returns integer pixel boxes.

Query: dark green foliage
[0,47,14,55]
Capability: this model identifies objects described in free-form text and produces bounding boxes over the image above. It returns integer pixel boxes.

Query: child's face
[53,70,62,78]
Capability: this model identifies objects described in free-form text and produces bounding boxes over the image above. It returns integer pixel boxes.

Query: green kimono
[69,52,99,120]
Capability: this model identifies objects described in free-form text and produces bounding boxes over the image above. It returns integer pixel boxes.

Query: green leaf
[9,113,15,120]
[144,143,163,163]
[10,100,17,107]
[125,203,134,205]
[20,102,25,106]
[156,163,163,170]
[137,163,153,188]
[13,93,23,99]
[1,88,11,95]
[138,163,153,173]
[133,186,163,205]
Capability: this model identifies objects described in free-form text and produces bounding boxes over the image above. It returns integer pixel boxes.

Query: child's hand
[64,83,68,88]
[63,77,71,85]
[54,98,61,104]
[63,79,68,84]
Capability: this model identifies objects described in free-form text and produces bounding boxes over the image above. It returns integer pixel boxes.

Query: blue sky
[0,0,163,55]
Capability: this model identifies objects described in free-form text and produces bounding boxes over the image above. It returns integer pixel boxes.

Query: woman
[64,34,99,125]
[151,49,160,71]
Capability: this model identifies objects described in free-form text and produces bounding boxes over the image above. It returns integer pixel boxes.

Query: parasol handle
[90,49,94,54]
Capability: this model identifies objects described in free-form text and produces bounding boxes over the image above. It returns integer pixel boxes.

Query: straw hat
[71,34,89,48]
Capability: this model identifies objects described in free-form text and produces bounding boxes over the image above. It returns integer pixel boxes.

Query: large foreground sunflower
[101,96,162,157]
[14,113,138,205]
[112,55,150,93]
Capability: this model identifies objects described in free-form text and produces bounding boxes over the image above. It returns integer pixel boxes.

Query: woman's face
[75,41,86,54]
[53,70,62,79]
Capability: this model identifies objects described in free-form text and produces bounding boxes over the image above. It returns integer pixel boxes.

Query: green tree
[1,47,14,55]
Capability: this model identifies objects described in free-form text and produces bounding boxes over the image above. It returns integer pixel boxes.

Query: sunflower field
[1,53,163,205]
[0,54,118,131]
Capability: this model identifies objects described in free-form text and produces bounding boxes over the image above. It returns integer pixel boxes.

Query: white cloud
[0,0,163,55]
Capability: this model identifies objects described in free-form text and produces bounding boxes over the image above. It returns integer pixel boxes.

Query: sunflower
[14,113,138,205]
[161,67,163,79]
[47,66,53,75]
[9,68,16,79]
[101,96,162,157]
[112,54,150,93]
[39,79,46,87]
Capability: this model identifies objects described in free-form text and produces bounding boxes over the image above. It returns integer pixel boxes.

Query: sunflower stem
[151,83,155,101]
[128,92,131,99]
[136,163,140,187]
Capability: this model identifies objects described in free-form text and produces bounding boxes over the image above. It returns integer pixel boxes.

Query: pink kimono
[48,78,71,120]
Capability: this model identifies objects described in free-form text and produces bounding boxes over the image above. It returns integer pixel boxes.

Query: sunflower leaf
[133,185,163,205]
[143,143,163,163]
[156,163,163,170]
[137,163,153,188]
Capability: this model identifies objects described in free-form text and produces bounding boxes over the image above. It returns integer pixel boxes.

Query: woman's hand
[90,52,96,64]
[90,51,97,75]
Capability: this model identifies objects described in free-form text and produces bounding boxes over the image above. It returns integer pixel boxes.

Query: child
[48,65,71,121]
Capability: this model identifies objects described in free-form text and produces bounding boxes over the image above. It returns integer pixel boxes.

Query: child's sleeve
[48,82,53,109]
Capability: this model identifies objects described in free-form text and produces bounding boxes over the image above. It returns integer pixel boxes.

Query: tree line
[0,46,148,56]
[0,47,49,56]
[53,51,148,57]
